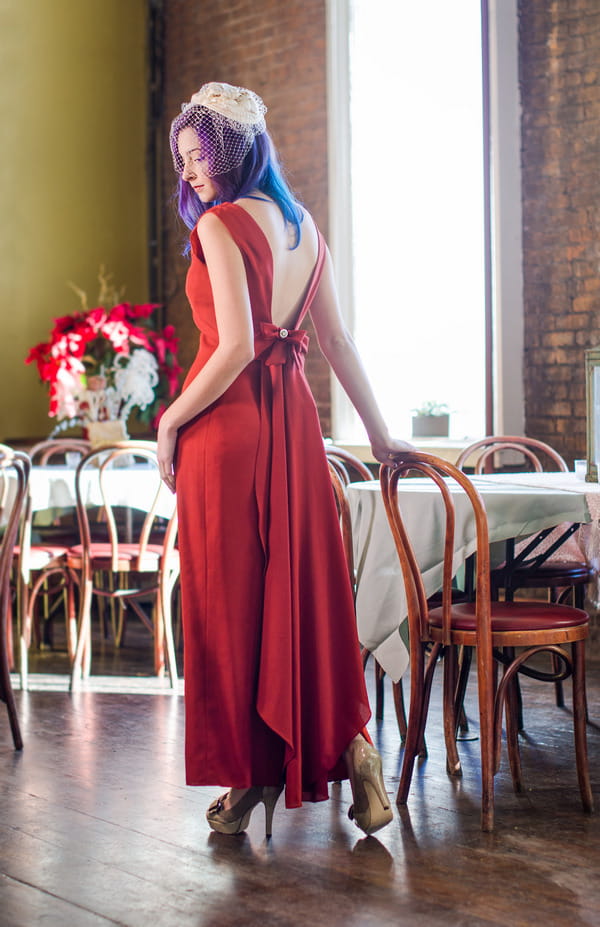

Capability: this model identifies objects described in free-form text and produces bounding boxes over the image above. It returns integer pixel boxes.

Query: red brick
[159,0,332,432]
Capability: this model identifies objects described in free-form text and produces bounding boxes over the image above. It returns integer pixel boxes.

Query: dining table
[27,462,176,522]
[347,471,600,682]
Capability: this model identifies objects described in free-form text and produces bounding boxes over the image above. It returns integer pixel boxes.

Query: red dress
[176,203,370,808]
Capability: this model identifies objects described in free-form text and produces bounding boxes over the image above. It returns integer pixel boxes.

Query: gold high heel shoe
[346,737,393,836]
[206,785,283,837]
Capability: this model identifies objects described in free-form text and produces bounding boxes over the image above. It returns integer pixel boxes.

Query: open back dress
[176,202,370,808]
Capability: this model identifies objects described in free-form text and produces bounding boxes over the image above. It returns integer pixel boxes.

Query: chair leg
[153,599,165,678]
[375,660,385,720]
[161,572,179,690]
[1,586,22,749]
[443,646,462,776]
[392,678,407,744]
[548,586,567,708]
[504,666,524,794]
[572,640,593,812]
[5,591,15,671]
[454,645,472,735]
[475,642,496,833]
[397,642,441,805]
[65,571,78,662]
[70,578,93,691]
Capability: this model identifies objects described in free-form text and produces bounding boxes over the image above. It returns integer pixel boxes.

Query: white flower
[72,348,159,424]
[113,349,159,422]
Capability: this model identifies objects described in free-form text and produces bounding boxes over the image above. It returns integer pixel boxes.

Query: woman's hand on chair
[370,436,416,467]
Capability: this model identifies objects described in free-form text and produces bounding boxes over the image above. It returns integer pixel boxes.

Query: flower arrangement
[26,269,181,434]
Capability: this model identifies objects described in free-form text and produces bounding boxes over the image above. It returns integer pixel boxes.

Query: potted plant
[411,401,450,438]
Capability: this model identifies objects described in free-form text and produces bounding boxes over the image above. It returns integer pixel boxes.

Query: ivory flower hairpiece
[170,81,267,178]
[187,82,267,130]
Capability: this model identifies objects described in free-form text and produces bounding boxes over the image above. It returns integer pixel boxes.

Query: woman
[158,82,412,838]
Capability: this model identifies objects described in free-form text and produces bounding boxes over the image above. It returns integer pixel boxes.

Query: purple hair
[171,110,303,255]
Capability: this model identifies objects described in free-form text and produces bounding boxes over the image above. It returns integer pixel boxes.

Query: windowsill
[332,438,477,466]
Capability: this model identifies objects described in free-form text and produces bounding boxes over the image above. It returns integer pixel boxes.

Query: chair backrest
[379,453,492,653]
[74,441,177,572]
[325,445,372,592]
[324,445,373,485]
[0,446,31,603]
[26,438,92,545]
[455,435,568,474]
[29,438,91,466]
[327,461,356,587]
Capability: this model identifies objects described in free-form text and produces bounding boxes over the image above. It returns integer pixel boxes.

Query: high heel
[206,785,283,837]
[346,737,393,836]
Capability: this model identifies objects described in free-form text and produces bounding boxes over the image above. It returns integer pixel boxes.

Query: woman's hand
[370,436,416,466]
[157,413,178,493]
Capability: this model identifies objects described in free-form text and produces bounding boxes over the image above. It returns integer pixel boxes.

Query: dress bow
[254,322,309,367]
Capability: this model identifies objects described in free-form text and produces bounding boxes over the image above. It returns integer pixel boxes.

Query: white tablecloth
[347,472,599,682]
[28,465,176,520]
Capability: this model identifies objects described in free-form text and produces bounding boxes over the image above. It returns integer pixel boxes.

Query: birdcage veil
[170,82,267,177]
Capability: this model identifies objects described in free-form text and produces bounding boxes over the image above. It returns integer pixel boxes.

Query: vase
[86,419,129,449]
[411,414,450,438]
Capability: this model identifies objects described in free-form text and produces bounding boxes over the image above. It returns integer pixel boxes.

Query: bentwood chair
[380,452,593,832]
[0,446,30,748]
[324,444,373,486]
[66,442,179,691]
[16,438,90,689]
[456,436,593,606]
[457,435,594,709]
[325,445,406,730]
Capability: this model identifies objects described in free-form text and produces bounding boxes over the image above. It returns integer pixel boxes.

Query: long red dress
[176,202,370,808]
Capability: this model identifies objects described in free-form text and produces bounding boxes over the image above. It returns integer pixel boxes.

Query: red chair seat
[66,542,172,572]
[429,600,589,632]
[14,544,69,570]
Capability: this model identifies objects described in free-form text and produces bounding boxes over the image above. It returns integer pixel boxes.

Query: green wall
[0,0,148,440]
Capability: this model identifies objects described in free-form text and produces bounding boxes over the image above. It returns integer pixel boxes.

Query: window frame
[325,0,524,442]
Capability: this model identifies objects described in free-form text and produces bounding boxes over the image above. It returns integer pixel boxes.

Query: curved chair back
[0,445,31,748]
[15,440,89,689]
[29,438,91,466]
[379,451,592,831]
[380,453,492,653]
[456,435,568,474]
[327,461,356,587]
[69,440,179,689]
[74,441,177,574]
[325,445,373,588]
[324,445,373,485]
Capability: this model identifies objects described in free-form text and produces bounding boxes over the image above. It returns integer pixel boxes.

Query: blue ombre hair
[171,108,303,256]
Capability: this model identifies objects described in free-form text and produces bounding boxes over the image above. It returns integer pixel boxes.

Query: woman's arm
[310,246,414,464]
[157,213,255,490]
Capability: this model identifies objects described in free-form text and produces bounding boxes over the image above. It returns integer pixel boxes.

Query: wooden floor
[1,623,599,927]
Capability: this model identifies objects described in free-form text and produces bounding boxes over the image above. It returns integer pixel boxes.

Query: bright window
[335,0,486,442]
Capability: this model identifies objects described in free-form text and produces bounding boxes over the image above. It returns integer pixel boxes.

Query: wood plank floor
[1,628,599,927]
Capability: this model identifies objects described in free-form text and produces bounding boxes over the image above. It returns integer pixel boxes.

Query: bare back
[235,195,320,330]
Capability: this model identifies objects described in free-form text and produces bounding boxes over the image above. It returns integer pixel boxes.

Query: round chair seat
[429,600,589,633]
[66,542,171,572]
[498,560,594,588]
[14,545,69,570]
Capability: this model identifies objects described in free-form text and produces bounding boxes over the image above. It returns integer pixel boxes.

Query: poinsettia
[26,270,182,431]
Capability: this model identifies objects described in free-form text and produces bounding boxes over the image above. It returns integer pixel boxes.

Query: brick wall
[519,1,600,463]
[158,3,600,455]
[158,0,332,432]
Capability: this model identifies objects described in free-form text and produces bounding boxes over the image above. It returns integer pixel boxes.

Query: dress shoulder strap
[295,228,326,328]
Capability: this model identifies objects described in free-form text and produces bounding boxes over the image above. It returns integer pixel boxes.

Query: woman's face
[177,127,218,203]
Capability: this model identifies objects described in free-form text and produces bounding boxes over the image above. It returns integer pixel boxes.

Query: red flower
[126,302,160,319]
[26,294,181,425]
